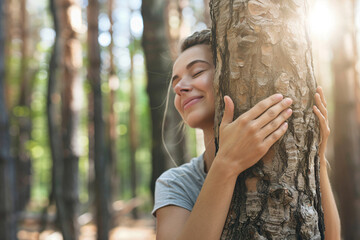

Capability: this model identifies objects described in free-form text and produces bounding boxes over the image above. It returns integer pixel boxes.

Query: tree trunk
[0,0,17,237]
[15,0,32,213]
[87,0,111,238]
[107,0,119,203]
[210,1,324,239]
[332,0,360,239]
[58,0,82,238]
[129,46,138,219]
[142,0,188,199]
[47,0,70,237]
[4,0,13,107]
[203,0,211,27]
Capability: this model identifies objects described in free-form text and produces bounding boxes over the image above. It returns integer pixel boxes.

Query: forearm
[320,158,341,240]
[177,159,237,240]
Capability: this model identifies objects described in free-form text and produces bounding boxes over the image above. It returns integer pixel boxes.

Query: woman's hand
[313,86,330,163]
[215,94,293,177]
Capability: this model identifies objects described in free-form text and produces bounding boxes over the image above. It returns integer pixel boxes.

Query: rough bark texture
[87,0,111,238]
[141,0,188,198]
[210,1,324,239]
[0,0,17,237]
[332,0,360,239]
[58,0,82,238]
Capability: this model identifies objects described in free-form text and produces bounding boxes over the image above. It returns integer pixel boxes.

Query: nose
[173,77,192,95]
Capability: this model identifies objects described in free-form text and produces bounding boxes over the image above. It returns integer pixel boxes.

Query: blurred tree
[166,0,184,60]
[58,0,83,238]
[15,0,32,213]
[46,0,70,238]
[4,0,12,107]
[87,0,111,238]
[211,0,324,238]
[203,0,211,27]
[332,0,360,239]
[142,0,188,198]
[0,0,17,237]
[107,0,119,202]
[129,42,138,219]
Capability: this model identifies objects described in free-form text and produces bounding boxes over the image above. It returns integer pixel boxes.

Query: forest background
[0,0,359,239]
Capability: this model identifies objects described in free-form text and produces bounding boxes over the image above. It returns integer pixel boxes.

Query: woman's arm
[313,86,341,240]
[156,94,293,240]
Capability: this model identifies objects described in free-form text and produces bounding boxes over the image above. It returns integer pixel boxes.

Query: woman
[152,30,340,240]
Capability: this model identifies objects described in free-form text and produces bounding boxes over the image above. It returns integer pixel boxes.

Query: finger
[315,93,328,119]
[221,95,234,125]
[263,122,288,148]
[259,108,292,137]
[316,86,327,107]
[243,94,284,121]
[313,105,327,125]
[255,97,293,128]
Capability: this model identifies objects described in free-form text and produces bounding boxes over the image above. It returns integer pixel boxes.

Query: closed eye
[193,70,205,78]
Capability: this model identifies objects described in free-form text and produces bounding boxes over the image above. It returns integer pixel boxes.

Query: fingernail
[287,108,293,114]
[284,98,292,105]
[274,93,283,100]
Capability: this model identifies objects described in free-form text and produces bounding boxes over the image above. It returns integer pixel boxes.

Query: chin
[184,112,213,129]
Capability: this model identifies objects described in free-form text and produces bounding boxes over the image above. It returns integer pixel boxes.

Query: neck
[202,127,216,173]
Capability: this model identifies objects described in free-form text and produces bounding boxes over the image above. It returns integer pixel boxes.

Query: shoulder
[152,154,206,216]
[159,154,206,183]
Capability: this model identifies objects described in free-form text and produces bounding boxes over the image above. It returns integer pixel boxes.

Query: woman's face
[171,44,215,130]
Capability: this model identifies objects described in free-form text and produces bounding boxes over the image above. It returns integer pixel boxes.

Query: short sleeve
[151,174,194,217]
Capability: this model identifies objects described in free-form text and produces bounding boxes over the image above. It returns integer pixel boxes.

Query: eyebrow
[171,59,211,83]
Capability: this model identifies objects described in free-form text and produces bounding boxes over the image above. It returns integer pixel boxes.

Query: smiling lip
[183,96,203,110]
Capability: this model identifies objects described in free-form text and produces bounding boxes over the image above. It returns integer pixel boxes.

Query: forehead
[173,44,213,73]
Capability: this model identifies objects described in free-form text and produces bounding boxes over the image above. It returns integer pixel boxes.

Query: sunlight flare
[309,1,337,39]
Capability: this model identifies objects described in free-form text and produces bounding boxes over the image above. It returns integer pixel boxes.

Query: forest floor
[17,214,156,240]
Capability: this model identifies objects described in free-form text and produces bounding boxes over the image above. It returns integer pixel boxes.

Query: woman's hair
[180,29,211,52]
[162,29,212,167]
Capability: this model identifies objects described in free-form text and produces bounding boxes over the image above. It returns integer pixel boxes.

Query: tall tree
[87,0,111,238]
[332,0,360,239]
[58,0,83,238]
[0,0,17,237]
[210,1,324,238]
[15,0,32,212]
[4,0,13,107]
[129,43,138,219]
[47,0,70,238]
[107,0,119,202]
[203,0,211,27]
[142,0,188,198]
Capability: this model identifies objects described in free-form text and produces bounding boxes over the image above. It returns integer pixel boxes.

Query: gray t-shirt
[152,154,207,216]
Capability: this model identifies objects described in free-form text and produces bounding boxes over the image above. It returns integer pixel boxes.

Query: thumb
[221,95,234,125]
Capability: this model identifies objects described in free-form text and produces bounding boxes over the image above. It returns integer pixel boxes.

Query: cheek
[174,95,182,115]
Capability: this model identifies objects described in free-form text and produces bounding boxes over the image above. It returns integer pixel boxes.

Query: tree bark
[0,0,17,238]
[210,1,324,238]
[332,0,360,239]
[47,0,70,238]
[87,0,111,238]
[58,0,83,238]
[142,0,188,199]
